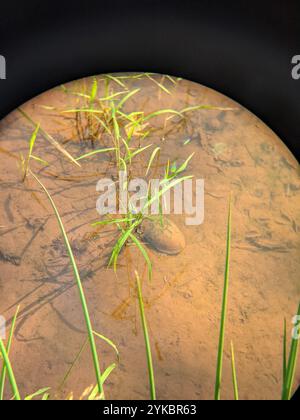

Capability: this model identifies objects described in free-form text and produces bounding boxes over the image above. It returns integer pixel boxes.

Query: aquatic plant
[0,306,50,400]
[64,87,145,169]
[0,306,21,400]
[146,147,161,176]
[20,123,44,182]
[162,153,195,184]
[213,197,300,401]
[1,73,298,401]
[230,342,239,401]
[18,108,80,167]
[61,74,233,173]
[0,322,114,401]
[214,196,232,401]
[135,271,156,400]
[282,303,300,400]
[75,147,116,162]
[93,211,153,281]
[1,189,299,400]
[93,154,194,281]
[0,306,118,400]
[31,172,119,400]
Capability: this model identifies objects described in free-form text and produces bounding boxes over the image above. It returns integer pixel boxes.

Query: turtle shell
[140,218,186,256]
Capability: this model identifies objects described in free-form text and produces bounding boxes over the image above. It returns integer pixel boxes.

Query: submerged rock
[140,218,186,256]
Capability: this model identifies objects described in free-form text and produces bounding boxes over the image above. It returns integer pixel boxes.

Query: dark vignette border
[0,0,299,401]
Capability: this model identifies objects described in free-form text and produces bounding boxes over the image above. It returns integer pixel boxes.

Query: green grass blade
[25,387,51,401]
[93,331,120,362]
[88,363,117,400]
[145,74,171,95]
[130,233,152,282]
[143,175,193,212]
[111,100,121,167]
[282,303,300,400]
[75,148,116,161]
[62,89,126,103]
[176,153,195,175]
[0,306,20,400]
[118,110,144,123]
[0,339,21,400]
[121,138,132,163]
[92,217,136,227]
[283,318,287,387]
[164,159,170,179]
[90,77,98,106]
[164,154,195,183]
[64,91,91,100]
[93,115,112,135]
[23,124,40,181]
[109,222,139,272]
[230,342,239,401]
[143,109,183,122]
[119,157,128,173]
[99,91,129,101]
[59,338,89,391]
[30,155,49,166]
[101,363,117,385]
[146,147,161,176]
[214,196,232,401]
[135,271,156,400]
[28,124,40,157]
[116,89,140,111]
[165,75,177,85]
[106,74,128,89]
[62,108,104,115]
[18,108,80,167]
[180,105,235,114]
[31,172,104,398]
[111,101,121,140]
[125,144,153,163]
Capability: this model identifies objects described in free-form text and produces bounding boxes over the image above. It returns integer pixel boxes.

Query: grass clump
[93,153,194,281]
[18,108,80,167]
[61,74,232,172]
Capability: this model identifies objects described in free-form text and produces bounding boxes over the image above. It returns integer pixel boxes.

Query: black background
[0,0,299,401]
[0,0,299,160]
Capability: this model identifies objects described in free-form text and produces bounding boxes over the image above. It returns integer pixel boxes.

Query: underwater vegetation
[1,192,299,400]
[0,73,299,400]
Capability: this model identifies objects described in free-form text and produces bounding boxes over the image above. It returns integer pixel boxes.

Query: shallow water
[0,74,299,400]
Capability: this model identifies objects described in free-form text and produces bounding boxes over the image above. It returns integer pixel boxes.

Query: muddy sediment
[0,74,299,400]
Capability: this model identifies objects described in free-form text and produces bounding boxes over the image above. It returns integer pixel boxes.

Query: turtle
[138,217,186,256]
